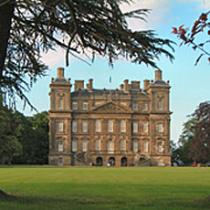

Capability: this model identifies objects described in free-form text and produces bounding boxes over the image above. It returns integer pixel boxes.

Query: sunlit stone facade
[49,68,171,166]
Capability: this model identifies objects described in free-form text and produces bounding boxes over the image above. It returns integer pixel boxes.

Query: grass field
[0,167,210,210]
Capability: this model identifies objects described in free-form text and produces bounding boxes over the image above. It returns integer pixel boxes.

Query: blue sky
[17,0,210,143]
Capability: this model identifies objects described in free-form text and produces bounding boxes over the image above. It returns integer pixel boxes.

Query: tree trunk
[0,1,14,80]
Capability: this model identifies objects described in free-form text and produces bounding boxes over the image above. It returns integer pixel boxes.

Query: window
[83,141,88,152]
[58,157,63,165]
[142,103,148,111]
[95,120,102,132]
[132,103,138,111]
[82,102,88,111]
[57,121,64,133]
[58,141,64,152]
[144,141,149,153]
[133,122,138,133]
[120,120,126,133]
[156,123,164,133]
[58,97,64,110]
[133,141,138,153]
[143,122,149,134]
[107,140,114,153]
[95,140,101,151]
[108,120,114,132]
[157,97,164,111]
[120,140,126,151]
[72,140,77,152]
[72,120,77,133]
[157,142,164,153]
[72,102,78,110]
[82,120,88,133]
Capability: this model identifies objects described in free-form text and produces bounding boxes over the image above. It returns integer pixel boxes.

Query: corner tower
[49,67,72,165]
[146,69,171,165]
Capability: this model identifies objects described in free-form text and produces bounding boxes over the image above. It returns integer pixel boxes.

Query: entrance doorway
[121,157,127,166]
[108,157,115,166]
[96,157,103,166]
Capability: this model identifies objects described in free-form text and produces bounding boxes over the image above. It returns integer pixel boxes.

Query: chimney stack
[57,67,64,79]
[155,69,162,81]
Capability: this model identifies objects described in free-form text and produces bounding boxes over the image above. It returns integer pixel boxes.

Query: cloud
[120,0,171,30]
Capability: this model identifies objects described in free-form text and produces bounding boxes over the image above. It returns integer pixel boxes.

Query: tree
[0,97,22,164]
[0,0,174,108]
[176,102,210,164]
[189,102,210,163]
[172,11,210,65]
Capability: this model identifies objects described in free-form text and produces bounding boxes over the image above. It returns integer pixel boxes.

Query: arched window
[157,96,164,111]
[58,97,64,110]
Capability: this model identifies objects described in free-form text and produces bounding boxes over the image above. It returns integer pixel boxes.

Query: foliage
[0,101,22,164]
[172,11,210,65]
[1,167,210,210]
[0,0,174,109]
[176,101,210,164]
[0,99,48,164]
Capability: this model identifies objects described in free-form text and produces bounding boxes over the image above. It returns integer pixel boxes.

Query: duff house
[49,68,171,166]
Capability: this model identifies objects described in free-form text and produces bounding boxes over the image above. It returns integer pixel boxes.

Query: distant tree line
[172,101,210,166]
[0,96,48,164]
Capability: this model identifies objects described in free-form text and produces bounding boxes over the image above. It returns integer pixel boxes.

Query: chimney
[124,79,129,91]
[144,80,150,90]
[88,79,93,91]
[74,80,84,91]
[57,67,64,79]
[155,69,162,81]
[131,81,140,90]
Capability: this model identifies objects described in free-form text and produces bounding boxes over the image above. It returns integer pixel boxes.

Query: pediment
[92,101,131,113]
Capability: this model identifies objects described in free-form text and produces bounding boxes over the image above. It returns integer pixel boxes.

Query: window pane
[144,141,149,153]
[120,140,126,151]
[95,140,101,151]
[58,97,63,110]
[133,122,138,133]
[72,120,77,133]
[72,102,78,110]
[107,141,114,153]
[132,103,138,111]
[82,121,88,133]
[133,141,138,153]
[72,140,77,152]
[83,141,88,152]
[58,141,64,152]
[95,120,101,132]
[120,120,126,133]
[82,102,88,110]
[57,121,64,133]
[143,122,149,133]
[156,123,164,133]
[108,120,114,132]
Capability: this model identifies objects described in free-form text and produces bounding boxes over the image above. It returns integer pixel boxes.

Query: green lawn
[0,167,210,210]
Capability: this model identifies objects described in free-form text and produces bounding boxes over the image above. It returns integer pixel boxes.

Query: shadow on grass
[1,191,210,210]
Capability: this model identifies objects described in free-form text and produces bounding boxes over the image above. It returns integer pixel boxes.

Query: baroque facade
[49,67,171,166]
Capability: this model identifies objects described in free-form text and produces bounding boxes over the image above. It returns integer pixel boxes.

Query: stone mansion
[49,67,171,166]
